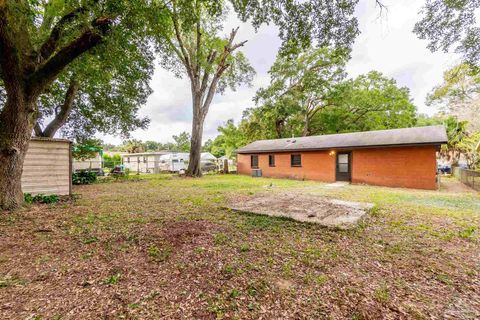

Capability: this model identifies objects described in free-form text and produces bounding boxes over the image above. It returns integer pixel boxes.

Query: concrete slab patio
[226,191,374,229]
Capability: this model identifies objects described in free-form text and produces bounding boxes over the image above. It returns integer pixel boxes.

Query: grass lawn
[0,174,479,319]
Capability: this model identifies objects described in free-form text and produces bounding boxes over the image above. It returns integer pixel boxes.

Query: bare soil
[226,191,374,228]
[440,178,476,193]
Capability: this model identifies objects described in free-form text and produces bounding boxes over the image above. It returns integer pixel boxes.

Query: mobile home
[159,152,190,172]
[123,152,170,174]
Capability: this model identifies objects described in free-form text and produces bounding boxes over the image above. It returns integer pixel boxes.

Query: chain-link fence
[453,167,480,191]
[73,159,237,175]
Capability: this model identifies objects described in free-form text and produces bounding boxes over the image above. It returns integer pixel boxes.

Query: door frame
[336,151,352,182]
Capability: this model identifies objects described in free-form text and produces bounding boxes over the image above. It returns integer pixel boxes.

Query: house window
[126,157,130,163]
[251,155,259,168]
[291,154,302,167]
[269,154,275,167]
[143,156,147,163]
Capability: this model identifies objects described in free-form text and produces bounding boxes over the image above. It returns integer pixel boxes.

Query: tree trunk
[186,105,204,177]
[275,119,285,138]
[0,98,35,210]
[302,114,310,137]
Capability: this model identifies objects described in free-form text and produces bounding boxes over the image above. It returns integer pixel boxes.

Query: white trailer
[122,152,170,174]
[159,152,190,172]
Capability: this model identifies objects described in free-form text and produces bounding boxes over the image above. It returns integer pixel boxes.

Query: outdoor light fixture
[329,150,336,156]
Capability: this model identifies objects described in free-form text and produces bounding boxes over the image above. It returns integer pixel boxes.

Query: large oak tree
[0,0,157,209]
[154,0,361,176]
[33,32,154,140]
[254,47,349,137]
[414,0,480,65]
[240,70,417,141]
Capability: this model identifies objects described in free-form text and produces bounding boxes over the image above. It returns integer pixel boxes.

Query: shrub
[72,170,97,185]
[24,193,59,204]
[103,154,122,169]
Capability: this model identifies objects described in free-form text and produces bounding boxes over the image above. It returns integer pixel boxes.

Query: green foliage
[120,139,145,154]
[72,139,103,161]
[253,47,349,137]
[104,273,121,285]
[147,244,172,262]
[115,132,192,153]
[459,226,476,239]
[24,193,59,204]
[457,131,480,169]
[213,232,230,245]
[374,283,390,303]
[144,140,174,152]
[414,0,480,65]
[202,139,214,153]
[172,132,191,152]
[221,68,418,145]
[102,154,122,169]
[231,0,360,54]
[325,71,417,133]
[419,114,480,169]
[210,120,246,158]
[427,63,480,132]
[1,0,159,140]
[72,171,97,185]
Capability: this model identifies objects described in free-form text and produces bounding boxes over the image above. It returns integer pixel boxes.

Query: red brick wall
[351,146,438,190]
[237,151,336,182]
[237,145,438,189]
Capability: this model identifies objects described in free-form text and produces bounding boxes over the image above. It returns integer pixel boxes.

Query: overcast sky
[100,0,460,145]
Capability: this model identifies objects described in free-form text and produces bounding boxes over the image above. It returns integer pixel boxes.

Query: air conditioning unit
[251,169,262,177]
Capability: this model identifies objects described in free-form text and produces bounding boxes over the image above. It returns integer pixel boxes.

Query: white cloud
[99,0,461,145]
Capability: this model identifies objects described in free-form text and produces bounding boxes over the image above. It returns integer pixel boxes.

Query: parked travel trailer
[159,153,190,172]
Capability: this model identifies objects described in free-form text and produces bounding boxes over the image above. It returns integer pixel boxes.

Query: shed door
[336,152,351,182]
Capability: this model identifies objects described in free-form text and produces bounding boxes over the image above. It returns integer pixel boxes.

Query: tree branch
[41,78,79,137]
[199,49,217,94]
[201,27,247,113]
[34,122,44,136]
[27,17,112,97]
[38,7,88,63]
[171,2,193,80]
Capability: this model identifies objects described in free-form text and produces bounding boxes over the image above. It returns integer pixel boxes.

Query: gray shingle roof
[236,126,448,154]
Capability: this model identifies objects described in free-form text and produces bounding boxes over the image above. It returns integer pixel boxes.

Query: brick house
[236,126,448,190]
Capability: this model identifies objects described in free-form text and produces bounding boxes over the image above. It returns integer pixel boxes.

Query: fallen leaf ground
[0,174,479,319]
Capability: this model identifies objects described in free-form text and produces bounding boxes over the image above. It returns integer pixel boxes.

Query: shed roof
[31,137,72,143]
[236,126,448,154]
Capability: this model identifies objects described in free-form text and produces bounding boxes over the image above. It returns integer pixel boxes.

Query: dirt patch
[226,192,374,229]
[440,179,476,193]
[161,220,211,248]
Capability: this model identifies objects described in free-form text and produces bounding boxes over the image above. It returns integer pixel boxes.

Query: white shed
[22,138,72,195]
